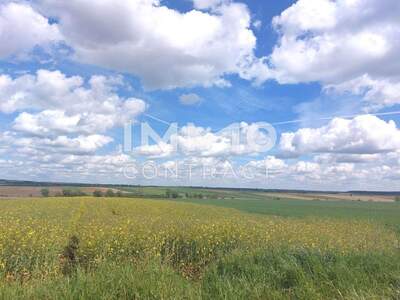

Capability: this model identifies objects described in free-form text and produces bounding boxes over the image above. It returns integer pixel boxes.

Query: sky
[0,0,400,191]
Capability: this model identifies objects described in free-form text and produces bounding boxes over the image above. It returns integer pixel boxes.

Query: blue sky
[0,0,400,190]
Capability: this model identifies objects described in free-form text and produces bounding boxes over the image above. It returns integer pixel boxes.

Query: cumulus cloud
[0,70,146,115]
[135,142,175,158]
[0,2,60,58]
[14,134,113,155]
[269,0,400,108]
[38,0,269,89]
[179,93,203,106]
[134,122,276,158]
[0,70,146,135]
[248,155,287,170]
[13,110,81,137]
[0,69,146,157]
[325,75,400,110]
[279,115,400,157]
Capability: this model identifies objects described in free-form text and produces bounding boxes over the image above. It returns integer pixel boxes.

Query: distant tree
[171,191,179,198]
[165,189,171,198]
[116,191,123,197]
[77,190,87,196]
[105,189,115,197]
[41,188,50,197]
[62,189,86,197]
[396,196,400,202]
[62,189,72,197]
[93,190,103,197]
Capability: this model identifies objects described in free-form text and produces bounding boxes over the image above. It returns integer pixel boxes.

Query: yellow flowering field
[0,197,398,281]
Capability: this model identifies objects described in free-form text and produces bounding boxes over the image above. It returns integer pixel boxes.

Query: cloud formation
[269,0,400,109]
[279,115,400,157]
[38,0,269,89]
[0,2,60,58]
[0,70,146,136]
[135,122,276,158]
[179,93,203,106]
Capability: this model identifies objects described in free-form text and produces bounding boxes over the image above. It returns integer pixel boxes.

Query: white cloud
[0,69,146,156]
[0,70,146,136]
[0,70,146,116]
[325,75,400,110]
[252,20,262,30]
[179,93,203,106]
[0,2,60,58]
[314,153,381,164]
[291,161,320,175]
[280,115,400,157]
[14,134,113,155]
[13,110,81,137]
[39,0,268,89]
[192,0,227,10]
[135,142,175,158]
[268,0,400,108]
[246,156,287,179]
[134,122,276,158]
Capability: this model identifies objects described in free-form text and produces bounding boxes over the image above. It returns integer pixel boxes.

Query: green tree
[93,190,103,197]
[395,196,400,202]
[62,189,72,197]
[105,189,115,197]
[40,188,49,197]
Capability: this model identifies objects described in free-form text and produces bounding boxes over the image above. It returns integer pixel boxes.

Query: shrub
[40,188,50,197]
[93,190,103,197]
[62,189,87,197]
[395,196,400,202]
[105,189,115,197]
[60,235,80,276]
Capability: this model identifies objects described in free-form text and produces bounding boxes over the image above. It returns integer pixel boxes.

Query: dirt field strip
[261,192,395,203]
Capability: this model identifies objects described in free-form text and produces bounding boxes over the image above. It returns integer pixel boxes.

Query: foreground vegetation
[0,197,399,299]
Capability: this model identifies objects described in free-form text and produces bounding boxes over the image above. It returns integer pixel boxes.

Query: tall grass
[1,249,399,299]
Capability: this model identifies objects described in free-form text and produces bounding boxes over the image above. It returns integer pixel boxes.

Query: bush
[93,190,103,197]
[105,189,115,197]
[395,196,400,202]
[62,189,87,197]
[165,189,180,198]
[40,188,50,197]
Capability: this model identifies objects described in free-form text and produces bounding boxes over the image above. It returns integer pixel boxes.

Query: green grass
[2,249,399,299]
[202,248,400,299]
[122,187,400,229]
[166,194,400,229]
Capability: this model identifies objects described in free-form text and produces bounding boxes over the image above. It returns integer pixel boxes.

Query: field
[0,192,399,299]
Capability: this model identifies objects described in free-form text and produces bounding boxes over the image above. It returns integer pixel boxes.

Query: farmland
[0,192,399,299]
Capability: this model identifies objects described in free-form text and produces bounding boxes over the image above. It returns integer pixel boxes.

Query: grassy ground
[168,196,400,228]
[122,187,400,228]
[0,195,399,299]
[2,250,399,299]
